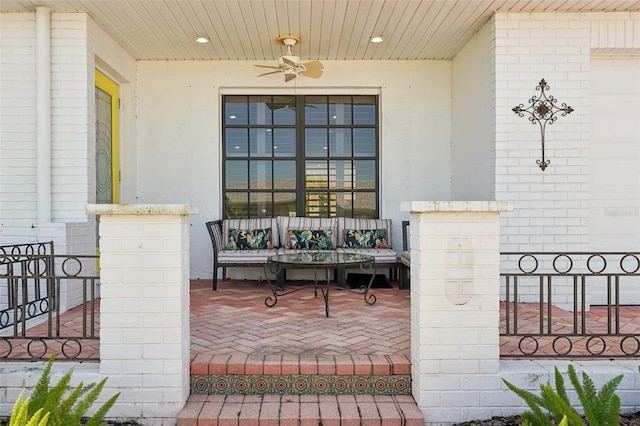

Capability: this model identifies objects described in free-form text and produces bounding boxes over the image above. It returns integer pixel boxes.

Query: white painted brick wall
[404,202,640,424]
[0,13,38,240]
[51,14,91,222]
[94,208,191,423]
[405,202,508,424]
[496,12,640,256]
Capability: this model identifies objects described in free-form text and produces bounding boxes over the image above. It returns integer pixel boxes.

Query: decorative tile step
[176,394,425,426]
[190,353,412,395]
[192,373,411,395]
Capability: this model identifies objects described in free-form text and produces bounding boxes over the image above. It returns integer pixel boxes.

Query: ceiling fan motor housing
[279,55,300,67]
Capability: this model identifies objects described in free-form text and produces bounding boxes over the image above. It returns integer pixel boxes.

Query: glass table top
[267,252,374,266]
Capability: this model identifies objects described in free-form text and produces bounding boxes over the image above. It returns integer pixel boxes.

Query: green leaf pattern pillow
[288,229,334,250]
[343,229,388,249]
[227,228,272,250]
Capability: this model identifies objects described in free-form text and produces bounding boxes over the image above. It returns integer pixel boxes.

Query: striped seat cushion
[335,218,392,248]
[334,247,398,263]
[277,248,328,255]
[217,248,279,264]
[223,218,280,249]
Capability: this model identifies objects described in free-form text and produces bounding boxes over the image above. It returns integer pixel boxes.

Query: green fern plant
[9,390,50,426]
[503,364,622,426]
[23,354,120,426]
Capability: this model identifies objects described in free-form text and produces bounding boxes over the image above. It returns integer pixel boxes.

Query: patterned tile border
[191,374,411,395]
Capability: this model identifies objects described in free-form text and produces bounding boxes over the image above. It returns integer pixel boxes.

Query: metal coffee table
[264,252,378,317]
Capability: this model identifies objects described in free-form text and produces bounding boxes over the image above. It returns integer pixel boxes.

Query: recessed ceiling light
[195,36,209,44]
[369,36,384,43]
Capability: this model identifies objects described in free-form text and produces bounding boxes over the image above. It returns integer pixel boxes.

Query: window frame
[222,95,379,219]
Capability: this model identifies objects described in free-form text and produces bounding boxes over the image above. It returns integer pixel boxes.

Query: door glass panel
[329,129,352,156]
[95,87,112,205]
[305,128,328,157]
[273,128,296,157]
[250,128,273,156]
[273,160,296,189]
[353,128,376,156]
[353,95,376,124]
[225,161,248,189]
[354,160,376,189]
[249,161,272,189]
[305,96,328,125]
[225,96,248,124]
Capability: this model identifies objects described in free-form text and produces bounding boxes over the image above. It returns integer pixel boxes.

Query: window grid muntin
[223,95,378,219]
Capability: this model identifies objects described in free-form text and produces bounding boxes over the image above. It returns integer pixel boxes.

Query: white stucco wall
[451,17,495,200]
[135,60,452,279]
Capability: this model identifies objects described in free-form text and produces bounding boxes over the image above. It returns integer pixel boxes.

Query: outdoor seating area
[206,216,399,290]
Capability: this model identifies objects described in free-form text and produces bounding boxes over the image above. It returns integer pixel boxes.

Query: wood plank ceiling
[3,0,640,61]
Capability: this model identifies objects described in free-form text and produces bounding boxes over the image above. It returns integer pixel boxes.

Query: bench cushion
[334,247,398,264]
[400,250,410,267]
[217,248,279,264]
[223,218,279,249]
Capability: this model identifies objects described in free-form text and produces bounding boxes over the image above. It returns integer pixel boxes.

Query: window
[223,95,379,219]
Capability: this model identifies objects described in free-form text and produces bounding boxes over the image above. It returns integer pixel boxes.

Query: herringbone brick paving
[189,279,410,358]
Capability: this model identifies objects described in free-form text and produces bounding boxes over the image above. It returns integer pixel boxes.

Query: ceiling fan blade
[284,73,297,83]
[257,70,282,77]
[301,61,324,79]
[255,64,280,69]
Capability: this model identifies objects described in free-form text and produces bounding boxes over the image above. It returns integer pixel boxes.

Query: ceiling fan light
[369,35,384,43]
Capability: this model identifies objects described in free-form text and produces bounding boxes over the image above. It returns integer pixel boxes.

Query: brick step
[177,394,425,426]
[190,353,412,395]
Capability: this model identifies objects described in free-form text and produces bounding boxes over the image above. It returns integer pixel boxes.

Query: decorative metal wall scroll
[512,79,574,171]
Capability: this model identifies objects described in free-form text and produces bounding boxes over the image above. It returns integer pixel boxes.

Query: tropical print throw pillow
[226,228,272,250]
[343,229,388,249]
[288,229,334,250]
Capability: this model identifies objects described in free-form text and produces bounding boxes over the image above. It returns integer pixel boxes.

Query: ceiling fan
[255,35,324,82]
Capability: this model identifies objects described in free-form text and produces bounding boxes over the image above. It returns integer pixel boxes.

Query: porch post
[400,201,512,424]
[86,204,197,422]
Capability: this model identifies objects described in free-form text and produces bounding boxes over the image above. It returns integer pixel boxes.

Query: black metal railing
[501,252,640,358]
[0,242,99,361]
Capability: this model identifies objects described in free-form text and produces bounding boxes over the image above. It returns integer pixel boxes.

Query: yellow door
[95,70,120,254]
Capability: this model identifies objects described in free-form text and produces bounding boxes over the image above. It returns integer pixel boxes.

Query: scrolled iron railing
[500,251,640,358]
[0,242,99,361]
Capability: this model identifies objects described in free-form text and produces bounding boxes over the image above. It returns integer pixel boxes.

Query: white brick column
[86,204,197,423]
[401,201,512,424]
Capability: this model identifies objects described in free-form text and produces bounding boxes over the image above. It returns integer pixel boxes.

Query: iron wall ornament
[512,79,574,171]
